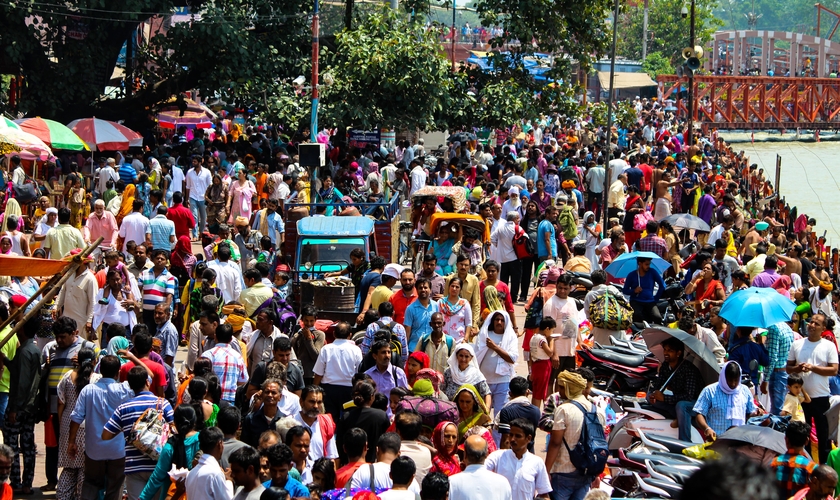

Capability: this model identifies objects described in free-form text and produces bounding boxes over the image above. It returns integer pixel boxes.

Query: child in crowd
[528,317,556,408]
[275,271,291,300]
[782,373,810,423]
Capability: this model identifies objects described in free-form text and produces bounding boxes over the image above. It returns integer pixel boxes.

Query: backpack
[558,206,578,239]
[254,292,298,335]
[562,400,609,479]
[395,396,459,431]
[523,289,545,329]
[419,334,454,354]
[513,225,535,259]
[588,289,633,331]
[372,320,403,367]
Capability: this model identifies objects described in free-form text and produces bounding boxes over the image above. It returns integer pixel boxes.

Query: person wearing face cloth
[693,361,761,442]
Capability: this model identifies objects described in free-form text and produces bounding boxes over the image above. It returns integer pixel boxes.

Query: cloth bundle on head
[557,370,587,400]
[561,180,577,190]
[414,368,443,394]
[546,267,562,284]
[820,281,834,292]
[222,304,255,332]
[234,216,249,228]
[719,361,749,426]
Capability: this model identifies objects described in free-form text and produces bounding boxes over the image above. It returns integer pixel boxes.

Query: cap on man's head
[382,263,404,280]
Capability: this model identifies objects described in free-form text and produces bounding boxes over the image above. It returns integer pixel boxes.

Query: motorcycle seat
[598,344,652,358]
[590,348,646,367]
[646,433,696,454]
[643,477,684,497]
[650,464,694,484]
[626,451,700,467]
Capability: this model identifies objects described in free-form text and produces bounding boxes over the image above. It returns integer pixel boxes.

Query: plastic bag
[683,441,721,460]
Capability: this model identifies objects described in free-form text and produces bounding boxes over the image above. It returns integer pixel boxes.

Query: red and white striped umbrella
[66,117,143,151]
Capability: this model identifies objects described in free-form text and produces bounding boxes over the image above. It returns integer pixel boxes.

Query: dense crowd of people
[0,97,838,500]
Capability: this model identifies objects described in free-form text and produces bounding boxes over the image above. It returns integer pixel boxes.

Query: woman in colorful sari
[116,183,136,226]
[205,173,229,233]
[317,175,345,216]
[454,385,497,453]
[430,421,461,476]
[438,277,472,342]
[0,198,24,231]
[441,344,490,405]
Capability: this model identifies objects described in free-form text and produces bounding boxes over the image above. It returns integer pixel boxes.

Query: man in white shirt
[542,275,582,375]
[491,212,520,302]
[449,435,512,500]
[56,261,98,340]
[96,158,119,196]
[291,386,338,461]
[787,312,839,463]
[608,150,629,184]
[185,155,212,237]
[485,419,551,500]
[207,243,243,304]
[585,162,606,214]
[350,433,421,494]
[170,160,185,197]
[186,427,234,499]
[409,161,427,197]
[313,322,362,421]
[378,456,418,500]
[117,200,152,253]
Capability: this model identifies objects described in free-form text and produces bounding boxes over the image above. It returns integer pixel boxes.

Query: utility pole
[451,0,457,71]
[642,0,649,60]
[686,0,696,148]
[311,0,320,143]
[604,0,620,232]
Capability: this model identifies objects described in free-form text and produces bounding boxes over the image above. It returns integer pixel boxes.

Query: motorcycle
[565,270,593,300]
[577,340,659,394]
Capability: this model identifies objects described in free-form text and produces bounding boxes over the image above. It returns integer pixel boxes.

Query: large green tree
[317,9,454,131]
[616,0,722,65]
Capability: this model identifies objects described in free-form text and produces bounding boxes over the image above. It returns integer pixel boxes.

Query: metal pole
[642,0,649,61]
[687,0,696,148]
[451,0,457,72]
[604,0,619,232]
[310,0,320,143]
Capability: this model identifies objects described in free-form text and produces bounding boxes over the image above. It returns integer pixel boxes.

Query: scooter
[577,342,660,394]
[598,388,705,452]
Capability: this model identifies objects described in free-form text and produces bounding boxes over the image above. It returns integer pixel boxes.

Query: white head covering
[447,343,486,388]
[474,310,519,379]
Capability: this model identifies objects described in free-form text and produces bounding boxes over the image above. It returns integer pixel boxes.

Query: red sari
[430,421,462,476]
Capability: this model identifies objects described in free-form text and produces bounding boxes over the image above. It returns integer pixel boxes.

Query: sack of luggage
[588,289,633,330]
[395,396,458,431]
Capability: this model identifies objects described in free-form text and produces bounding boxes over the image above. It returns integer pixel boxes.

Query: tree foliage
[642,52,675,79]
[318,9,453,131]
[616,0,722,65]
[589,100,637,129]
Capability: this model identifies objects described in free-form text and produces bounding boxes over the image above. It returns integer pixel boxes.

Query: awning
[597,71,657,89]
[0,254,70,277]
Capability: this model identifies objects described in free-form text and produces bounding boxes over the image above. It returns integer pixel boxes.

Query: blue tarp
[465,52,555,82]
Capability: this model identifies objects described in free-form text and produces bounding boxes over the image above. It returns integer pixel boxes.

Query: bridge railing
[656,74,840,130]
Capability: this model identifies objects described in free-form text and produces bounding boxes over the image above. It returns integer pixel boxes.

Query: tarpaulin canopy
[597,71,657,89]
[0,254,71,276]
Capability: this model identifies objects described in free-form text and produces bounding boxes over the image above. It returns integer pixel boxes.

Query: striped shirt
[201,343,248,402]
[767,322,794,370]
[104,392,174,474]
[139,267,176,311]
[118,163,137,185]
[692,383,756,436]
[43,338,98,413]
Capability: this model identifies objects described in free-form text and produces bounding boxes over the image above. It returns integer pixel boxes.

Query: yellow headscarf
[222,304,255,332]
[117,184,136,225]
[557,370,587,400]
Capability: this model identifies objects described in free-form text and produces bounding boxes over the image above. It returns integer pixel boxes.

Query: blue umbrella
[718,286,796,328]
[605,251,671,279]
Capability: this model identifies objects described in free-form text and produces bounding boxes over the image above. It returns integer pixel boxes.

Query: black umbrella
[447,132,477,144]
[641,327,722,385]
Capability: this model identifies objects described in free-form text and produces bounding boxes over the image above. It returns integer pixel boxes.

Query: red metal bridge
[656,74,840,130]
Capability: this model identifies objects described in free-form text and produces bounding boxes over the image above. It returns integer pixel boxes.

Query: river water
[719,138,840,247]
